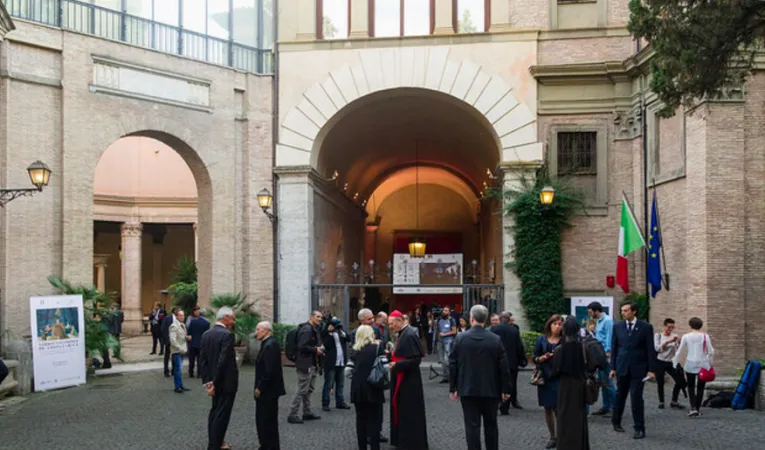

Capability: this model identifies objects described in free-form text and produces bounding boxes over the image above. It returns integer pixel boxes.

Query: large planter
[4,337,33,395]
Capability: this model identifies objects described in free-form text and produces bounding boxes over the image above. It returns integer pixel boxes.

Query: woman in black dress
[552,317,590,450]
[533,314,563,449]
[349,325,387,450]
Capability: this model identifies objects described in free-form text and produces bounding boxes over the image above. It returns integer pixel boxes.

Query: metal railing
[310,283,505,329]
[6,0,273,74]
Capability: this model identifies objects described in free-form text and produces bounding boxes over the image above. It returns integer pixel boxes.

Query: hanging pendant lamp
[409,140,426,258]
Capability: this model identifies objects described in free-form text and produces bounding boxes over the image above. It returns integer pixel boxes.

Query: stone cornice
[94,194,197,208]
[529,61,631,85]
[0,1,16,40]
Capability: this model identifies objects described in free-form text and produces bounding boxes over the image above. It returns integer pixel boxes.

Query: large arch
[276,47,543,169]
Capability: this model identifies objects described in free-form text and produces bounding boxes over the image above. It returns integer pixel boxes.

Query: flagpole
[642,88,650,303]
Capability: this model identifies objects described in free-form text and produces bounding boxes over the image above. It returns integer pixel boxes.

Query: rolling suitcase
[731,360,762,410]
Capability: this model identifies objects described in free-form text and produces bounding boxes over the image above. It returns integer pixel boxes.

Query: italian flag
[616,195,645,293]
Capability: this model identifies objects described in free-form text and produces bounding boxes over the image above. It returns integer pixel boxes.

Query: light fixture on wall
[408,140,426,258]
[540,185,556,206]
[257,187,276,223]
[0,160,52,207]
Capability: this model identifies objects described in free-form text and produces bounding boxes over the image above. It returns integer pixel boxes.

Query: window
[233,0,258,45]
[456,0,486,33]
[125,0,153,19]
[322,0,349,39]
[403,0,430,36]
[372,0,433,37]
[207,0,230,39]
[374,0,401,37]
[91,0,121,11]
[153,0,179,26]
[182,0,207,33]
[556,131,597,175]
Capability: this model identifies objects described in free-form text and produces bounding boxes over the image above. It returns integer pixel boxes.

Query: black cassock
[390,325,429,450]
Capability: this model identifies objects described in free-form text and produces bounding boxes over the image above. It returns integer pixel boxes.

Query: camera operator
[321,316,352,412]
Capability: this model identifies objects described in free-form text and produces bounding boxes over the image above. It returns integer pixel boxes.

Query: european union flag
[647,192,663,297]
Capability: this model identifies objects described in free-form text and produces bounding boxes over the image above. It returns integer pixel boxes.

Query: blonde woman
[350,325,387,450]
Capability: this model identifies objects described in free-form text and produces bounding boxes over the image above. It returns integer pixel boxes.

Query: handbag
[367,344,390,389]
[698,334,716,383]
[582,341,601,405]
[530,364,546,386]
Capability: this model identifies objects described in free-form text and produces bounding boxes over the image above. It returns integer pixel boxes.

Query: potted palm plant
[205,293,260,367]
[47,276,122,374]
[167,255,198,317]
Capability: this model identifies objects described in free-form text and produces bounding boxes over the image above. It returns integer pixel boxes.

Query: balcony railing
[6,0,273,74]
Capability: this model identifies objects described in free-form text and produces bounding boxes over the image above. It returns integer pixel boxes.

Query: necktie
[628,322,633,335]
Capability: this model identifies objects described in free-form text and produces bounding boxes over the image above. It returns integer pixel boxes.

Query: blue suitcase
[731,360,762,410]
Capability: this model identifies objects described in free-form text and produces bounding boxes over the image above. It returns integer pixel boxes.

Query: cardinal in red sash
[388,310,429,449]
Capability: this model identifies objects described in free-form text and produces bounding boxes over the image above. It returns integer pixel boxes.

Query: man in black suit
[610,301,657,440]
[449,304,511,450]
[161,307,178,377]
[490,311,527,413]
[254,321,285,450]
[200,306,239,450]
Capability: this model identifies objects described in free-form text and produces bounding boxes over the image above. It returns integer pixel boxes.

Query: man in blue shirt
[436,306,457,384]
[186,305,210,378]
[588,301,616,416]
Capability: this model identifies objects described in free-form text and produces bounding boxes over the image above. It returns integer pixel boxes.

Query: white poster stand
[29,295,87,391]
[570,296,615,328]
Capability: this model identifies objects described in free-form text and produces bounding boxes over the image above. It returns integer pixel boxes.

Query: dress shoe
[302,413,321,421]
[149,352,156,355]
[544,439,557,449]
[174,388,185,393]
[379,435,388,443]
[164,372,170,377]
[336,404,351,410]
[287,416,303,424]
[670,402,685,410]
[322,406,331,412]
[633,430,645,439]
[439,379,449,384]
[511,402,523,410]
[658,403,665,409]
[182,387,191,391]
[499,411,509,416]
[592,408,610,416]
[613,425,625,433]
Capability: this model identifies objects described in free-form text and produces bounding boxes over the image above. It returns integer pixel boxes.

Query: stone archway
[276,47,543,168]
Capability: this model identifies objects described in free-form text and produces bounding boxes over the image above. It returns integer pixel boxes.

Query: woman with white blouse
[672,317,714,417]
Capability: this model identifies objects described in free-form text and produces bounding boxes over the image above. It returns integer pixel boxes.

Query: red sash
[391,351,406,425]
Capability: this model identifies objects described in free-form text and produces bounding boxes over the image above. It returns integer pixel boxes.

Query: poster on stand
[392,253,463,294]
[570,296,614,328]
[29,295,86,392]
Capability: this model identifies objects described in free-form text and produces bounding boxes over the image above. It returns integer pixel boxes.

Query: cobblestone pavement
[0,366,762,450]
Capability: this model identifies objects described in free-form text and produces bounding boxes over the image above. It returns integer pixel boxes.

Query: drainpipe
[271,0,280,324]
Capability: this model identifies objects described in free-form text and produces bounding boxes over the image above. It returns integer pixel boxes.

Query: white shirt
[672,332,714,374]
[331,332,344,367]
[654,332,679,362]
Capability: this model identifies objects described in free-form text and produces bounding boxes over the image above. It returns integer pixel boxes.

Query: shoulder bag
[367,344,390,389]
[582,341,601,405]
[698,334,716,383]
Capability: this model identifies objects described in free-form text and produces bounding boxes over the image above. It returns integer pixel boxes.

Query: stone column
[193,223,198,262]
[490,0,511,31]
[276,169,315,325]
[500,165,540,331]
[296,0,317,40]
[93,254,109,292]
[349,0,370,38]
[120,222,143,335]
[433,0,455,35]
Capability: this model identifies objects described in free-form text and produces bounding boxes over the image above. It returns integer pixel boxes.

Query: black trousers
[163,341,174,374]
[188,347,201,376]
[150,325,161,353]
[461,396,499,450]
[208,392,236,450]
[686,372,706,411]
[655,360,683,404]
[499,369,519,413]
[354,401,383,450]
[612,373,646,431]
[256,397,281,450]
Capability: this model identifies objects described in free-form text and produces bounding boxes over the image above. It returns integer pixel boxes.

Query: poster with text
[392,253,463,294]
[30,295,86,392]
[570,296,614,329]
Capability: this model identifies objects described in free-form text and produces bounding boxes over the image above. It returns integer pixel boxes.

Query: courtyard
[0,364,762,450]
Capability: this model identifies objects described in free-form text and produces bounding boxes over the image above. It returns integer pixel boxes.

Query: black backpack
[284,323,308,362]
[583,334,608,371]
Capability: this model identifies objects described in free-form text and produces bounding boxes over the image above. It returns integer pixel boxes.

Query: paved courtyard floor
[0,365,762,450]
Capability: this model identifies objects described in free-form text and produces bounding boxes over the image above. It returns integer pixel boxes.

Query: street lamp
[408,237,426,258]
[257,187,276,222]
[0,160,52,207]
[539,185,555,206]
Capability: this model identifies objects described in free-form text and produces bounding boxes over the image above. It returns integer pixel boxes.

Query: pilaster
[490,0,511,31]
[349,0,370,38]
[296,0,318,40]
[433,0,454,35]
[120,222,143,335]
[276,168,315,325]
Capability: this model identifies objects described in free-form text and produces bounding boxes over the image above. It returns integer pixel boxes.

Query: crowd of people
[137,298,714,450]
